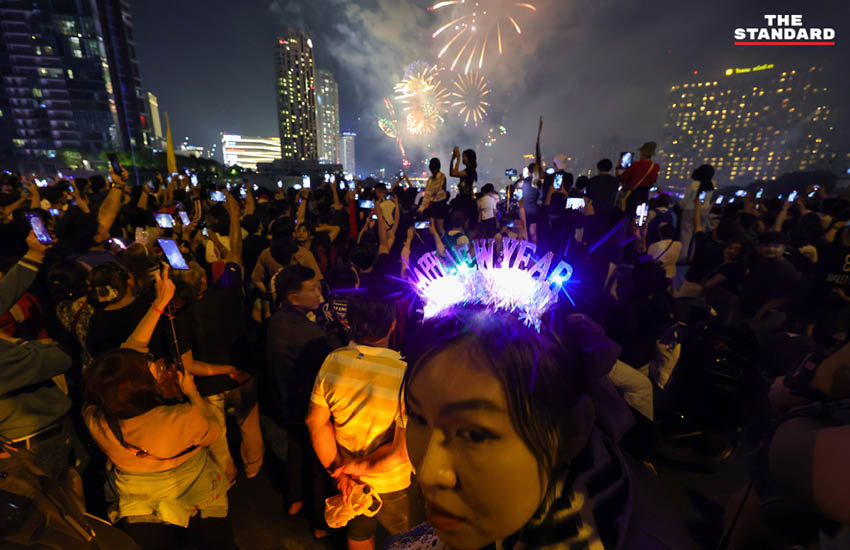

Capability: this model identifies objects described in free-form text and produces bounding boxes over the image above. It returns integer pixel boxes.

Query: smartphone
[24,212,53,244]
[324,173,331,183]
[348,181,356,191]
[715,196,724,205]
[239,187,247,199]
[515,188,524,201]
[620,152,633,169]
[415,221,431,230]
[202,228,209,237]
[36,179,48,188]
[371,214,378,221]
[277,180,283,189]
[546,167,555,175]
[225,183,231,191]
[166,176,172,184]
[107,153,122,175]
[505,168,518,178]
[635,203,649,227]
[809,185,820,199]
[57,171,64,179]
[554,174,564,190]
[788,190,798,203]
[504,221,516,228]
[339,181,346,190]
[566,198,586,210]
[154,213,175,228]
[359,200,375,209]
[302,175,311,189]
[209,190,226,202]
[178,211,191,225]
[522,167,530,179]
[146,180,155,190]
[157,239,189,270]
[253,184,259,191]
[698,191,706,204]
[735,190,747,198]
[109,237,126,250]
[756,188,764,199]
[190,174,198,186]
[48,208,60,217]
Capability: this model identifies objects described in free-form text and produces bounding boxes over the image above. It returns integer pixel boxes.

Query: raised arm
[449,146,463,178]
[245,185,256,216]
[535,116,543,175]
[225,192,243,266]
[97,169,128,238]
[122,265,175,352]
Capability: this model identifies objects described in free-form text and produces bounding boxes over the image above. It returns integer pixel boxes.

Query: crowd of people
[2,118,850,550]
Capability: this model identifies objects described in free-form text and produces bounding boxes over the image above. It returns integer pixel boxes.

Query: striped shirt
[311,343,412,494]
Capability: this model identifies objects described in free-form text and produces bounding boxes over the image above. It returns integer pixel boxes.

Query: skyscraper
[339,132,355,176]
[143,91,163,149]
[661,64,838,189]
[0,0,122,160]
[315,68,340,164]
[94,0,146,150]
[274,28,317,162]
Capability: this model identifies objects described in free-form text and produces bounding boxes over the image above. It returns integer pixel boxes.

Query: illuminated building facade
[315,68,340,164]
[661,64,838,189]
[338,132,355,176]
[142,91,163,149]
[274,28,317,162]
[221,134,282,171]
[0,0,122,160]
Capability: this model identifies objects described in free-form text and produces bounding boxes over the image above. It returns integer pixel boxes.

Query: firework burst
[394,65,450,136]
[451,72,490,126]
[430,0,537,74]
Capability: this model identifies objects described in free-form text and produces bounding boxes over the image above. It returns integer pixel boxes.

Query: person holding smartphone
[418,158,448,235]
[476,183,501,238]
[680,164,716,263]
[616,141,660,218]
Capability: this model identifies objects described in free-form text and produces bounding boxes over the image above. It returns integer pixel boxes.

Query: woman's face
[461,153,469,166]
[406,344,546,549]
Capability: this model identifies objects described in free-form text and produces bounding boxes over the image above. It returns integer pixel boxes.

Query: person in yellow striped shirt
[306,293,421,550]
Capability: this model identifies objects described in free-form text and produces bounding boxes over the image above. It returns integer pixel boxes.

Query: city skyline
[127,1,848,180]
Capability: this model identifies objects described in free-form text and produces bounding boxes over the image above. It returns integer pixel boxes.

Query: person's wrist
[24,249,45,263]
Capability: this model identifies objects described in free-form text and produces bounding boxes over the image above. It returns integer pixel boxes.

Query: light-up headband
[409,237,573,331]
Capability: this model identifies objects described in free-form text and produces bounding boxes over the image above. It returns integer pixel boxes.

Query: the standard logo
[734,15,835,45]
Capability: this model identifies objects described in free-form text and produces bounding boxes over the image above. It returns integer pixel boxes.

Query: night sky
[130,0,848,180]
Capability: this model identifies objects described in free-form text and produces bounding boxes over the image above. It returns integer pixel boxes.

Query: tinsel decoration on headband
[408,238,573,331]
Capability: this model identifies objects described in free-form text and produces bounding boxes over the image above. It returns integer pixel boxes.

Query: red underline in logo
[734,41,835,46]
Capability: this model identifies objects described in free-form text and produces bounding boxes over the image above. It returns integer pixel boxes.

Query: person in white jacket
[679,164,716,262]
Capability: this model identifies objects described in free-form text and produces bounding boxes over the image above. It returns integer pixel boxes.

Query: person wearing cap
[740,231,804,320]
[617,141,660,219]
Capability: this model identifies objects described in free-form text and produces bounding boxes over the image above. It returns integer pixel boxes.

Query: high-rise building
[221,134,282,171]
[94,0,146,151]
[338,132,355,176]
[274,28,317,162]
[142,91,163,149]
[661,64,838,189]
[0,0,123,160]
[315,68,340,164]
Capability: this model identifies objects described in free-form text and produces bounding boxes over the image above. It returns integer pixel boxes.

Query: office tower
[315,68,340,164]
[142,91,163,149]
[338,132,355,176]
[221,134,282,171]
[94,0,146,150]
[661,63,838,188]
[0,0,122,159]
[274,28,317,161]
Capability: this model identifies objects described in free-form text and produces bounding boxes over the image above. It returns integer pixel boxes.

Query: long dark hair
[692,164,715,194]
[83,348,164,449]
[462,149,478,182]
[401,307,588,502]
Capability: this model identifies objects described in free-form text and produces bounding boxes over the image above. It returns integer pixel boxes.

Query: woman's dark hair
[655,193,671,208]
[350,243,378,272]
[54,210,99,254]
[272,264,316,307]
[429,158,441,176]
[46,260,90,302]
[89,262,133,307]
[658,222,676,240]
[122,243,157,294]
[348,292,395,344]
[209,204,230,237]
[462,149,478,182]
[84,348,163,448]
[480,183,495,195]
[242,214,261,234]
[401,308,588,501]
[597,159,613,172]
[692,164,715,194]
[325,263,359,292]
[575,175,589,190]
